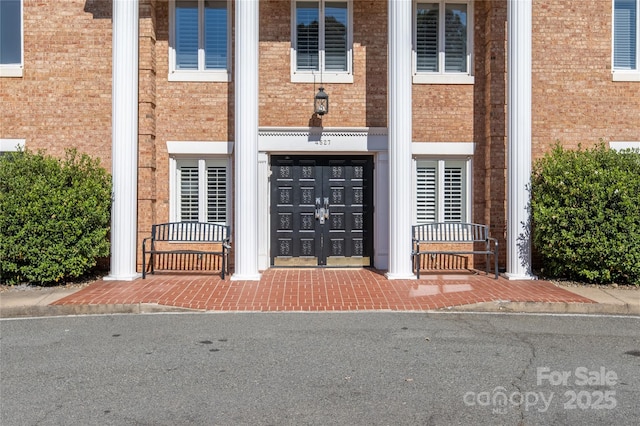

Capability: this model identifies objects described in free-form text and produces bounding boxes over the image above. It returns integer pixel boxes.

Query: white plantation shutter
[416,165,437,222]
[614,0,638,70]
[444,4,467,72]
[444,166,464,222]
[296,2,320,70]
[415,1,470,74]
[204,1,227,69]
[179,165,200,222]
[416,159,468,223]
[416,3,439,72]
[175,0,199,70]
[324,2,348,71]
[207,166,227,223]
[176,159,229,224]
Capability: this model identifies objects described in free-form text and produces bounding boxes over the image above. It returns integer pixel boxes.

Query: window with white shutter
[414,1,473,84]
[179,163,200,222]
[416,165,437,222]
[206,166,227,223]
[416,159,469,223]
[613,0,639,74]
[169,0,230,82]
[292,1,352,83]
[175,159,229,225]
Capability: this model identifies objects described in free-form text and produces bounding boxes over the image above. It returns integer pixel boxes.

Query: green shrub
[0,149,112,285]
[531,143,640,285]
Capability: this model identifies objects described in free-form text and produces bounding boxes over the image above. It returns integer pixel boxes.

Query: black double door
[271,156,374,267]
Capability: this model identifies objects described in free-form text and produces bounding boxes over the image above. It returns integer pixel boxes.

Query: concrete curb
[0,303,200,319]
[444,301,640,316]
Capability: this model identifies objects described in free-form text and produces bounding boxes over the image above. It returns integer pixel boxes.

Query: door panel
[271,156,373,267]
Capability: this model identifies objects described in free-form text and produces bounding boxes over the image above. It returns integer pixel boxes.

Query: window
[414,1,473,84]
[0,138,25,154]
[415,159,469,223]
[613,0,640,80]
[0,0,22,77]
[169,0,230,82]
[292,1,353,83]
[173,158,229,224]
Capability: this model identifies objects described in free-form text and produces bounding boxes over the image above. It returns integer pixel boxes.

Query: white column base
[502,272,537,281]
[230,273,262,282]
[386,272,417,280]
[103,273,141,281]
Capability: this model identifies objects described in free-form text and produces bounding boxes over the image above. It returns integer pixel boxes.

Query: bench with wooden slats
[142,222,231,279]
[412,222,499,279]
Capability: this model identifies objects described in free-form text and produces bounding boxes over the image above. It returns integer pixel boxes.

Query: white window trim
[0,138,25,152]
[412,0,474,85]
[290,0,354,84]
[0,0,23,78]
[610,141,640,150]
[413,156,472,223]
[168,0,231,82]
[169,156,232,225]
[612,0,640,81]
[168,141,233,225]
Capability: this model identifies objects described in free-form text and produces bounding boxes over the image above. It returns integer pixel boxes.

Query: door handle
[315,197,330,224]
[323,197,330,220]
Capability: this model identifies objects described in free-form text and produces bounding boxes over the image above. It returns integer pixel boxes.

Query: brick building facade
[1,0,638,280]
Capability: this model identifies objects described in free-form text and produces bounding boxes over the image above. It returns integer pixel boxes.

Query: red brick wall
[0,0,112,167]
[258,0,387,127]
[532,0,640,158]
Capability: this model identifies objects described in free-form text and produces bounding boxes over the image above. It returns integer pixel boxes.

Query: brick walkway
[52,269,595,311]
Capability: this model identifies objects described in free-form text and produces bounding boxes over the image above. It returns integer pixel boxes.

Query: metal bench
[412,222,499,279]
[142,222,231,279]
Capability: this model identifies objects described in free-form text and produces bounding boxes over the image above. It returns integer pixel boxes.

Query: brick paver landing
[52,269,595,311]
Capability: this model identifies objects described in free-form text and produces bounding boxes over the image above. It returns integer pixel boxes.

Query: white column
[386,0,415,279]
[506,0,535,280]
[105,0,139,281]
[231,0,261,280]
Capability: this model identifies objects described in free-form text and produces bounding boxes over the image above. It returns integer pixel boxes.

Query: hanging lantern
[314,87,329,116]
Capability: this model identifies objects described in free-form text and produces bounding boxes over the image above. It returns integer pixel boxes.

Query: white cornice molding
[258,127,388,152]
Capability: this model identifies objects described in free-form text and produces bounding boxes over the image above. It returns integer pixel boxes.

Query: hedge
[531,143,640,285]
[0,149,112,285]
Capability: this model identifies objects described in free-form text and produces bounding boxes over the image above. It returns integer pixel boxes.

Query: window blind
[324,2,348,71]
[175,0,199,70]
[614,0,637,70]
[207,166,227,223]
[444,166,464,222]
[0,0,21,65]
[444,4,467,72]
[204,1,227,69]
[416,3,439,72]
[180,166,200,222]
[416,165,437,222]
[296,2,320,70]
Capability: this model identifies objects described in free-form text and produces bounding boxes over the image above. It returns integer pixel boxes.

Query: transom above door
[271,156,374,267]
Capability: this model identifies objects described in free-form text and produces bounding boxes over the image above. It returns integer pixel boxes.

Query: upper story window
[291,1,353,83]
[413,1,474,84]
[0,0,23,78]
[169,0,230,82]
[613,0,640,81]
